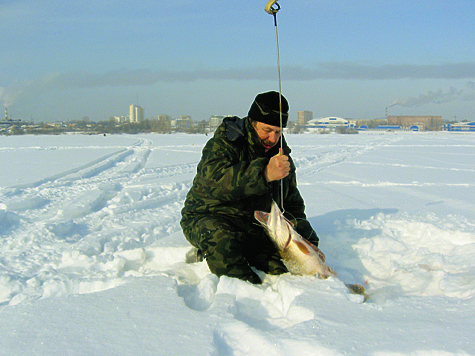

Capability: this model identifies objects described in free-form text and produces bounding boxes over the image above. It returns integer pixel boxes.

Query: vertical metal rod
[272,12,285,211]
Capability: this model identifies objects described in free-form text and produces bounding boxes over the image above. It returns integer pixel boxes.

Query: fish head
[254,210,269,225]
[254,201,291,251]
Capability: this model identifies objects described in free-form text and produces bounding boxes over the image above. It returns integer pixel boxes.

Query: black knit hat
[248,91,289,128]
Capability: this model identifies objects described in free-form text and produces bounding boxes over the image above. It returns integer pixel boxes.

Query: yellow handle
[265,0,280,15]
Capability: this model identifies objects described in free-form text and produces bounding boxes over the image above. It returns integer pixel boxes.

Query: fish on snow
[254,201,337,279]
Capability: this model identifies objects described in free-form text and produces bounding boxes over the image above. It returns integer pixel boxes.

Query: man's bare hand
[265,148,290,182]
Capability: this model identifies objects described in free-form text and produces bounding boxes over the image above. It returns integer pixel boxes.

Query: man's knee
[182,216,261,283]
[243,231,288,275]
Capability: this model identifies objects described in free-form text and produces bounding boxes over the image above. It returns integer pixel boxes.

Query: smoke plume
[3,63,475,107]
[388,85,475,109]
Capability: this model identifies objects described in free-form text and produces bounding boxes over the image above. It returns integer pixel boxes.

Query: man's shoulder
[203,117,245,153]
[218,116,246,142]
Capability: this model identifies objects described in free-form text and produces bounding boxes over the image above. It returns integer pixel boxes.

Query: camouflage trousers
[180,214,287,284]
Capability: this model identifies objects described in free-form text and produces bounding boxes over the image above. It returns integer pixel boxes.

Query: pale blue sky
[2,0,474,122]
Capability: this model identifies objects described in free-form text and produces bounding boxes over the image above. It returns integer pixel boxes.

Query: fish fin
[283,215,295,227]
[317,265,338,279]
[301,238,327,262]
[345,283,366,294]
[345,284,369,302]
[294,239,311,255]
[310,243,326,262]
[283,231,292,249]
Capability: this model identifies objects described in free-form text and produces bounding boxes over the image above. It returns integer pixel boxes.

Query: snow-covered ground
[0,131,474,356]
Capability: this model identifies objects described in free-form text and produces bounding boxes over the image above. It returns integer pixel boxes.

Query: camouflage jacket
[181,116,318,244]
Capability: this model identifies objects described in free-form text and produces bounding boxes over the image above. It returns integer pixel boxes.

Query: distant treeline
[2,118,360,136]
[1,118,200,136]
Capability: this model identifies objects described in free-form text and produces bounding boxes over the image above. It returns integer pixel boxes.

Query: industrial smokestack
[4,106,7,121]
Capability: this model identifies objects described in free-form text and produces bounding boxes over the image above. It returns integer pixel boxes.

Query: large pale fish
[254,201,337,279]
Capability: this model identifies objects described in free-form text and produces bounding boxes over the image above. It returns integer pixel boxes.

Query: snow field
[0,131,474,355]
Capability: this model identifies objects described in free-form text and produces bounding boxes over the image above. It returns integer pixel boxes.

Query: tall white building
[129,104,144,123]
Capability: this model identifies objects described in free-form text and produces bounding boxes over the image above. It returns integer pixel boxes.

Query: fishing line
[265,0,285,211]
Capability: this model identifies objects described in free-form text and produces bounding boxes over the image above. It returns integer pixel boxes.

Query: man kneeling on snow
[180,91,319,284]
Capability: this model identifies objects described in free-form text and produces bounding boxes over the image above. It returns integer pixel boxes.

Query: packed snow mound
[325,211,475,301]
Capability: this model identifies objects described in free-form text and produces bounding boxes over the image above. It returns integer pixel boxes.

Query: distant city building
[297,111,313,126]
[156,115,172,132]
[209,115,224,129]
[129,104,144,123]
[376,125,402,131]
[209,115,233,130]
[45,122,65,128]
[113,116,128,124]
[307,117,352,130]
[446,121,475,131]
[1,106,22,127]
[173,115,193,130]
[158,114,171,122]
[387,115,442,131]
